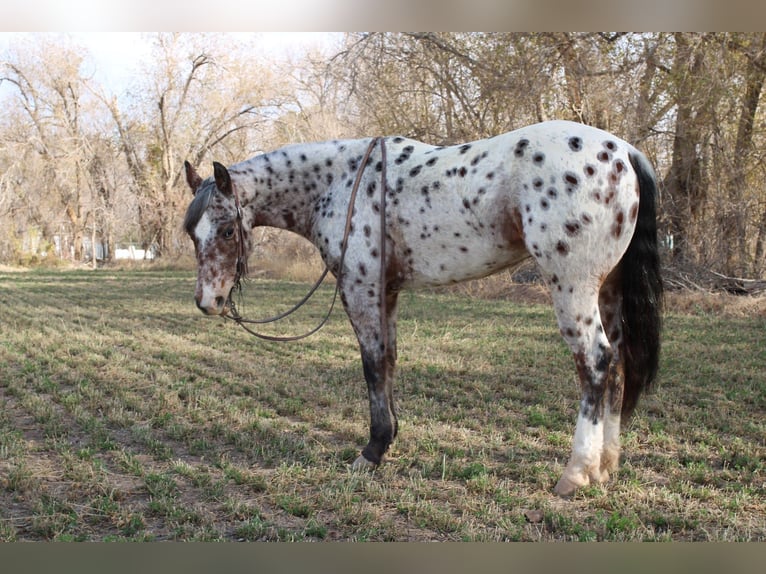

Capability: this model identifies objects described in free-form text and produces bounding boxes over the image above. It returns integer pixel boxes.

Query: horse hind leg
[598,272,625,481]
[549,282,616,497]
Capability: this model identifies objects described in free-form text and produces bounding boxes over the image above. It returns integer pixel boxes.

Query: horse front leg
[346,290,400,470]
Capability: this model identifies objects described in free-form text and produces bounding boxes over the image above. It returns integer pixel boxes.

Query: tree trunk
[663,33,711,263]
[726,33,766,275]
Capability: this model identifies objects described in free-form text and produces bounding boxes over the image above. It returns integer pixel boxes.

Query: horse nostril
[215,296,225,310]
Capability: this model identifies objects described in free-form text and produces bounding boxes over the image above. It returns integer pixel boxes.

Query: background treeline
[2,32,766,280]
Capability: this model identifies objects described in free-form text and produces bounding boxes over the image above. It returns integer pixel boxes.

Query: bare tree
[108,33,293,257]
[1,36,99,261]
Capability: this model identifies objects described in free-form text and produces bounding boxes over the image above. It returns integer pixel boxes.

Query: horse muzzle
[195,294,230,316]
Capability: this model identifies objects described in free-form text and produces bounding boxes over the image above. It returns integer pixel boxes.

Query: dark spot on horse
[486,171,495,180]
[556,240,570,256]
[300,154,307,162]
[612,210,625,238]
[371,248,379,258]
[426,157,438,167]
[533,177,544,190]
[604,140,617,151]
[584,164,596,177]
[629,202,639,222]
[596,344,612,372]
[581,212,593,225]
[462,198,471,209]
[540,198,550,210]
[568,137,583,151]
[514,139,529,157]
[614,159,625,173]
[459,246,469,252]
[410,165,422,177]
[597,151,611,163]
[565,220,581,237]
[564,171,580,194]
[458,167,467,177]
[393,136,404,144]
[551,274,559,284]
[459,144,471,154]
[359,263,367,276]
[363,225,371,237]
[585,317,593,326]
[547,187,558,199]
[533,152,545,165]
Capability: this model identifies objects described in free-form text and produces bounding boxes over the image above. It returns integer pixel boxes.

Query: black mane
[183,183,215,235]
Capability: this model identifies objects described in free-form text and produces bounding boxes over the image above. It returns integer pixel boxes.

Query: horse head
[183,161,247,316]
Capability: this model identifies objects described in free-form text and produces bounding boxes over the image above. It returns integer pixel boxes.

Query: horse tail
[620,150,664,418]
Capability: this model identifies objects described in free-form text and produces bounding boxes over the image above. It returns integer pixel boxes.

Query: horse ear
[184,161,202,195]
[213,162,232,196]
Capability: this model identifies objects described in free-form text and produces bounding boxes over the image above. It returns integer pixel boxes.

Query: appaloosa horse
[183,120,663,496]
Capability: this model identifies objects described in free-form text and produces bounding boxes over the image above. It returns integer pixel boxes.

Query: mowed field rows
[0,268,764,541]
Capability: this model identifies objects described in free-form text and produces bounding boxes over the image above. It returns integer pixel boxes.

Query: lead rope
[225,137,386,343]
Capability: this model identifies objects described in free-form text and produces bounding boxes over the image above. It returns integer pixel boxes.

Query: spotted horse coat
[184,120,663,497]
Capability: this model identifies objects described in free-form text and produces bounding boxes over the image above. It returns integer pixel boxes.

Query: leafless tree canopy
[2,32,766,278]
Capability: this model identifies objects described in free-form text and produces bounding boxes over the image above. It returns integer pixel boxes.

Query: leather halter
[224,137,388,344]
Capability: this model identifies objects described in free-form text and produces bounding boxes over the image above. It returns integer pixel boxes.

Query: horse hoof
[351,455,377,471]
[553,475,586,498]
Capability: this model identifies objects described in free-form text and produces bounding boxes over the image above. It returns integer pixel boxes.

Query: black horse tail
[620,150,664,418]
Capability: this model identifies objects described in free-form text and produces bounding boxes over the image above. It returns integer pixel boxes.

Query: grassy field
[0,267,763,541]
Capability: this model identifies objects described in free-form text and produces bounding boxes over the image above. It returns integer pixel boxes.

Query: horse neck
[229,139,368,238]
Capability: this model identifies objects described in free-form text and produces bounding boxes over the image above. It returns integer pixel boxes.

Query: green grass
[0,268,763,541]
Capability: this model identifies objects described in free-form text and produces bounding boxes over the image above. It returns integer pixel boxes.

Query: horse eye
[222,227,235,240]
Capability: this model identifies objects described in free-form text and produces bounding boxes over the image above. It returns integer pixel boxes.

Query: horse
[183,120,663,497]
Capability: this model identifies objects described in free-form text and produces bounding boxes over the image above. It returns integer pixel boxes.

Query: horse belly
[401,209,530,288]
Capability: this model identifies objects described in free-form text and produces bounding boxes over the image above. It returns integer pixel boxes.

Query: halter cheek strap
[232,182,249,281]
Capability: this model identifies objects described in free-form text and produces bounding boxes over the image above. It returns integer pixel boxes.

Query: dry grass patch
[0,268,763,541]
